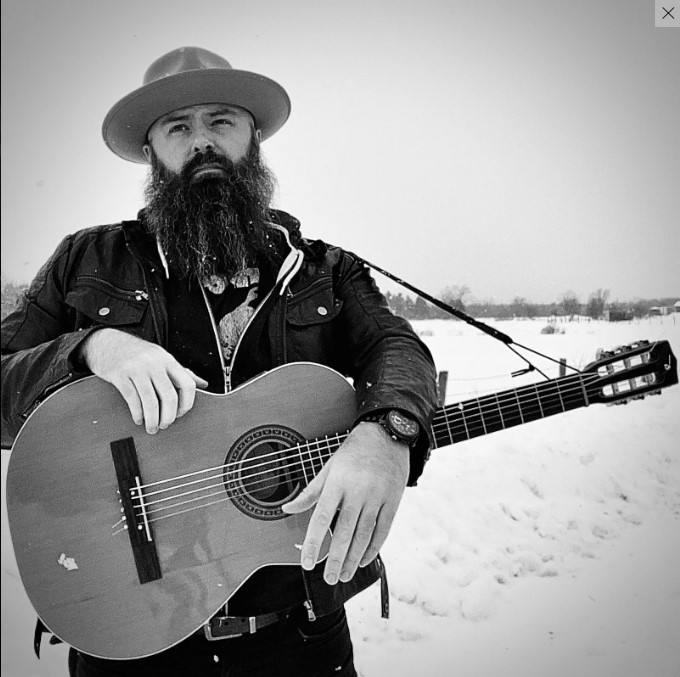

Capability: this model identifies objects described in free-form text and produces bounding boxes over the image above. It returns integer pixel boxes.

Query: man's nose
[191,129,215,154]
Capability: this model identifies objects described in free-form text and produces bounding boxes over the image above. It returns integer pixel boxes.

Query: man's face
[144,103,256,177]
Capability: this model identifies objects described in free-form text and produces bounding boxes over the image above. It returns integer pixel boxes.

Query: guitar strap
[33,618,62,658]
[348,250,581,380]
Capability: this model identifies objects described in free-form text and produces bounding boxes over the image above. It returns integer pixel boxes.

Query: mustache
[181,150,236,182]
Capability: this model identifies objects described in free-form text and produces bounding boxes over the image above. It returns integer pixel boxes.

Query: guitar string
[128,373,604,514]
[128,370,598,527]
[128,371,602,510]
[130,437,343,510]
[119,374,642,531]
[114,345,660,532]
[123,374,606,525]
[131,371,602,496]
[131,430,347,501]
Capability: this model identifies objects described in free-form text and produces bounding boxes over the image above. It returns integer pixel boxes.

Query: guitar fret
[498,389,524,428]
[579,374,591,407]
[478,394,503,434]
[554,379,567,413]
[533,384,545,418]
[514,389,526,425]
[515,385,543,423]
[535,382,562,417]
[476,399,488,435]
[458,404,471,440]
[442,407,455,443]
[495,393,506,429]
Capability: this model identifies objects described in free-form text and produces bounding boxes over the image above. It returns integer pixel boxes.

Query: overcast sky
[1,0,678,304]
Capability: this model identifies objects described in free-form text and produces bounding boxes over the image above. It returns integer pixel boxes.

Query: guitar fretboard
[431,372,592,448]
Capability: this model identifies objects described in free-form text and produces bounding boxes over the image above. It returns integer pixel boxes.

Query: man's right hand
[79,328,208,434]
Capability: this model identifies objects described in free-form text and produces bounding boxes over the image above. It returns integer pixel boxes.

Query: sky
[1,0,678,304]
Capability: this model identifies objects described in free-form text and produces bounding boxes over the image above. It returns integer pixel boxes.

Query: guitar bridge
[110,437,162,584]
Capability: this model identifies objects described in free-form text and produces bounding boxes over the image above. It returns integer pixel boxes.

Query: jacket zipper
[198,284,229,392]
[74,275,149,302]
[199,281,281,393]
[226,282,281,389]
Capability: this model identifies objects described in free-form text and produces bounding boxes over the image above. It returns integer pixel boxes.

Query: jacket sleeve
[1,235,96,447]
[333,251,438,485]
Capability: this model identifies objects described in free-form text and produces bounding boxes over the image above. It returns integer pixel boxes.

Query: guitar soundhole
[226,425,306,521]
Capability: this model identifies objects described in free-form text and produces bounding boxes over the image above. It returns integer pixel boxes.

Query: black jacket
[1,210,438,616]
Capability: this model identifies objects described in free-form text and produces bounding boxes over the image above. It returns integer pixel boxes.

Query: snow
[2,315,679,676]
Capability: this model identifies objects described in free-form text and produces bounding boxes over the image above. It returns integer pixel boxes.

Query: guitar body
[6,362,357,659]
[6,339,676,659]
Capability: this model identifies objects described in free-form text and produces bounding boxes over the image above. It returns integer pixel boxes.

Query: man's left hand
[281,421,409,585]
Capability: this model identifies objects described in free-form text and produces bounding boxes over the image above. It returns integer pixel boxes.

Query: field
[2,315,679,676]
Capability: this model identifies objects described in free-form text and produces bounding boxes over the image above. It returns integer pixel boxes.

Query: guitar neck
[432,372,592,448]
[300,373,593,469]
[299,337,677,460]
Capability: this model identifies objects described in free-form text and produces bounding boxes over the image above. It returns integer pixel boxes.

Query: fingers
[341,509,380,579]
[289,479,394,585]
[281,466,327,515]
[359,506,396,568]
[115,377,145,427]
[170,368,207,420]
[140,366,203,434]
[323,501,366,584]
[301,483,344,574]
[84,330,206,433]
[284,429,410,585]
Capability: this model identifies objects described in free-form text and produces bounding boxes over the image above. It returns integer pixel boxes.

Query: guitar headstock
[582,340,677,405]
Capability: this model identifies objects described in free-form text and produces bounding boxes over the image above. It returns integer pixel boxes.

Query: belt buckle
[202,616,257,641]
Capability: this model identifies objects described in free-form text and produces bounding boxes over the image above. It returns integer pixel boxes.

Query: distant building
[675,300,680,313]
[604,308,633,322]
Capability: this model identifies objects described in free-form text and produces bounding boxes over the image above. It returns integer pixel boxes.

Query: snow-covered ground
[2,315,679,676]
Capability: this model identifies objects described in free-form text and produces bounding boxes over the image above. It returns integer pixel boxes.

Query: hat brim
[102,69,291,163]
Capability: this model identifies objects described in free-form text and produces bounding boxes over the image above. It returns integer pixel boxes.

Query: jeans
[68,608,357,677]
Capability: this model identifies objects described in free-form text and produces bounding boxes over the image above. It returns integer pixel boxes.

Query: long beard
[143,143,280,281]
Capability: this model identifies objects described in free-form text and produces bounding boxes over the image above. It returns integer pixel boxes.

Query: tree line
[1,278,676,323]
[383,286,678,321]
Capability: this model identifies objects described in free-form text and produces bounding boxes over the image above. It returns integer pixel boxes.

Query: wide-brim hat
[102,47,291,163]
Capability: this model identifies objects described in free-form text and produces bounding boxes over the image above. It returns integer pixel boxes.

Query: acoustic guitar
[6,340,677,659]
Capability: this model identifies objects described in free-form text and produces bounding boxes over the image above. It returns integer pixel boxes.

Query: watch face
[387,410,419,439]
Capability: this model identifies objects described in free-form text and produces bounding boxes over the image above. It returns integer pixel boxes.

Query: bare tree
[510,296,537,318]
[560,291,581,320]
[441,285,470,313]
[586,288,610,319]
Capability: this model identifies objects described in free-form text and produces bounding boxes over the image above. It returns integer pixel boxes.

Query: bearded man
[1,47,437,677]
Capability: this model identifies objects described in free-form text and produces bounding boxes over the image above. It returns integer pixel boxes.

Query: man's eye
[213,118,233,126]
[168,124,188,133]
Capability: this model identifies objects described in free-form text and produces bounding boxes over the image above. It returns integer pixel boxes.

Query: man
[1,47,437,676]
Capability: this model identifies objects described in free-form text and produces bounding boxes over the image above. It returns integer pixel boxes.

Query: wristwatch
[361,410,420,446]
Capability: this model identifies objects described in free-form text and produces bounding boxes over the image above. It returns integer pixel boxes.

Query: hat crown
[143,47,233,86]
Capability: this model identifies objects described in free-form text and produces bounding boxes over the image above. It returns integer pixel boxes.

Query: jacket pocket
[287,278,343,327]
[65,277,148,327]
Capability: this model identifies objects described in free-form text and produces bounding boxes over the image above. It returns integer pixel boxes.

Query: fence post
[559,358,566,377]
[437,371,449,407]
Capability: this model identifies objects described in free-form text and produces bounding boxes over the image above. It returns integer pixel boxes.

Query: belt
[202,610,286,641]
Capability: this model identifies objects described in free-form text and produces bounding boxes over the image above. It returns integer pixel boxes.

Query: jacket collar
[127,209,304,294]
